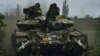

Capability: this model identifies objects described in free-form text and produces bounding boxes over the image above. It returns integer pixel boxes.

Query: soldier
[46,3,60,21]
[46,4,53,20]
[35,3,42,13]
[34,3,42,17]
[52,3,60,19]
[28,6,36,18]
[28,3,42,19]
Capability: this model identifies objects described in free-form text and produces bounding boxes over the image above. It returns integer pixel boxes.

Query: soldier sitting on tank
[46,3,60,21]
[46,4,53,20]
[41,4,53,31]
[34,3,42,17]
[28,6,36,18]
[28,3,42,19]
[52,3,60,17]
[42,3,60,31]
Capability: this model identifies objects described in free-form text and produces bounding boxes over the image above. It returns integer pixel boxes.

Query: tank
[11,5,88,56]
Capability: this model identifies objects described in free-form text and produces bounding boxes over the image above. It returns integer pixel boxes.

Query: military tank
[11,3,88,56]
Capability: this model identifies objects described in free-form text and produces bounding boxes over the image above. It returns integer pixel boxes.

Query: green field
[74,19,100,56]
[93,20,100,56]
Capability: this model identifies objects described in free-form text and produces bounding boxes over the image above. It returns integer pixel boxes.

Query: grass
[74,19,100,56]
[93,20,100,56]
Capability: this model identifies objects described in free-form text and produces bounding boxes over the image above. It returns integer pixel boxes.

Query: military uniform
[27,3,42,19]
[46,3,60,21]
[34,3,42,17]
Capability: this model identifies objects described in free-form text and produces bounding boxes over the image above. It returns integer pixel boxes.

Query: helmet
[50,4,53,8]
[35,3,40,8]
[52,3,57,8]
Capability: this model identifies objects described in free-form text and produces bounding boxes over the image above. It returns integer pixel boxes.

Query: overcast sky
[0,0,100,17]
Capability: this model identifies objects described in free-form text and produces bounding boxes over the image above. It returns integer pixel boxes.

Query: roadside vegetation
[0,13,6,56]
